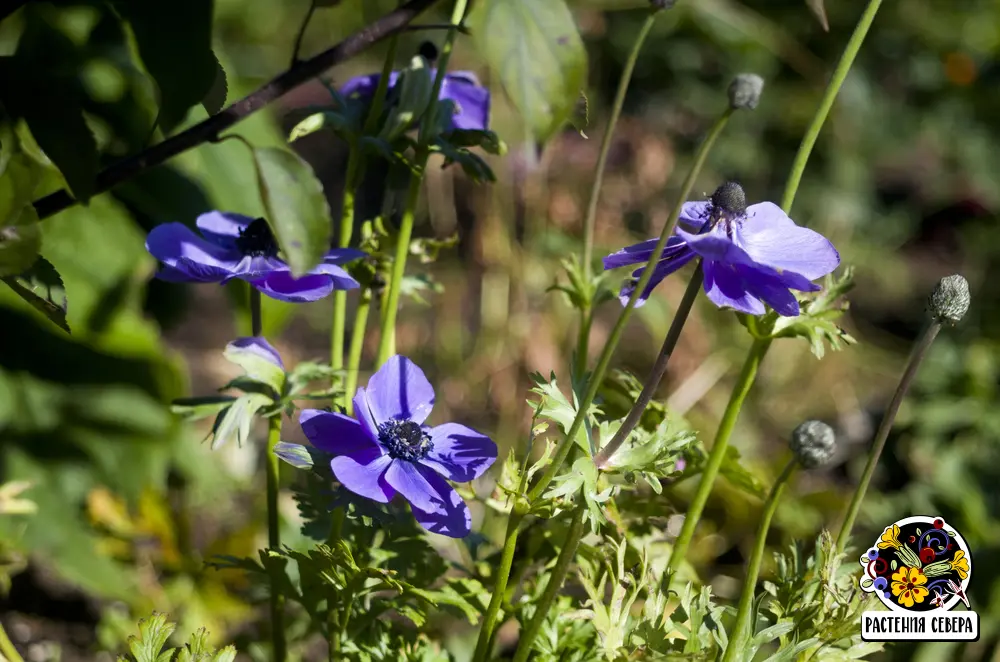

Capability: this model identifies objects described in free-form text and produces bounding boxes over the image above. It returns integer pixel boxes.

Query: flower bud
[728,73,764,110]
[711,181,747,217]
[928,274,970,325]
[379,55,434,141]
[789,420,836,469]
[649,0,677,9]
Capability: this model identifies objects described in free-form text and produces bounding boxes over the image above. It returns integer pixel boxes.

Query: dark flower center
[418,41,439,63]
[235,218,279,257]
[378,419,433,461]
[710,181,747,220]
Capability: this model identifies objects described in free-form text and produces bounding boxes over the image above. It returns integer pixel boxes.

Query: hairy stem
[512,504,587,662]
[266,414,286,662]
[594,262,703,469]
[834,321,941,556]
[722,459,797,661]
[472,512,524,662]
[665,337,772,586]
[529,109,733,503]
[344,288,372,414]
[780,0,884,213]
[577,8,661,372]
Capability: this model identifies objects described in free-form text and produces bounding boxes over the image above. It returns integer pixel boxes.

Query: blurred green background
[1,0,998,660]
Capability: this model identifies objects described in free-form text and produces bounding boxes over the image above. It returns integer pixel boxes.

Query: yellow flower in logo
[878,524,902,549]
[950,550,969,580]
[891,566,929,608]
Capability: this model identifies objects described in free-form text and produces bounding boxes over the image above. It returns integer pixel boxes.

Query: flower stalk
[577,7,663,371]
[594,262,703,469]
[512,503,587,662]
[344,287,373,415]
[833,320,942,556]
[0,622,24,662]
[266,413,286,662]
[472,107,734,662]
[722,459,797,661]
[665,337,772,585]
[376,0,468,367]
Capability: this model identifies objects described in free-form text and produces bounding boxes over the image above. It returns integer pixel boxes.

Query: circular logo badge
[859,515,971,612]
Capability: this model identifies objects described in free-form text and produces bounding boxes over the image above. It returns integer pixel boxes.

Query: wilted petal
[146,223,240,280]
[248,272,338,302]
[364,355,436,425]
[420,423,497,482]
[735,202,840,280]
[385,461,471,538]
[678,201,712,231]
[228,336,283,368]
[618,250,696,307]
[603,235,689,270]
[702,261,766,315]
[195,211,255,248]
[440,72,490,131]
[330,453,395,503]
[300,408,381,457]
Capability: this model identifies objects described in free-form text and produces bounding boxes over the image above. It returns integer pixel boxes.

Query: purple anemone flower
[146,211,364,303]
[299,355,497,538]
[603,182,840,317]
[340,70,490,132]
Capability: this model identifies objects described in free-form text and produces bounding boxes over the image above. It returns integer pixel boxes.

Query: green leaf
[470,0,587,142]
[112,0,217,130]
[252,146,333,277]
[127,613,176,662]
[171,395,237,420]
[0,58,98,201]
[211,392,272,450]
[274,442,315,469]
[201,51,228,116]
[0,151,44,276]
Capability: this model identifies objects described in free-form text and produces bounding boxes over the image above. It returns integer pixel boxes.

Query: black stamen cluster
[235,218,279,257]
[378,419,433,461]
[711,181,747,218]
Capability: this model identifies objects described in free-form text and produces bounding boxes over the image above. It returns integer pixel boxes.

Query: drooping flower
[299,355,497,538]
[878,524,902,549]
[891,566,929,608]
[950,550,970,579]
[340,69,490,132]
[146,211,363,303]
[603,181,840,317]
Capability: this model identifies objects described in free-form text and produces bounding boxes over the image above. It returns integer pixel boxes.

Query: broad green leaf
[112,0,217,130]
[470,0,587,142]
[252,146,333,277]
[202,51,228,116]
[0,152,44,276]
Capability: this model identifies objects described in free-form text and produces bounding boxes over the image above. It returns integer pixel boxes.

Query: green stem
[471,512,524,662]
[722,459,797,662]
[780,0,884,213]
[291,0,318,65]
[266,414,286,662]
[375,170,423,367]
[375,0,467,367]
[330,154,360,402]
[512,504,587,662]
[576,8,660,375]
[344,288,372,414]
[326,506,346,660]
[528,109,734,504]
[594,262,703,469]
[665,337,772,586]
[834,321,942,556]
[0,621,24,662]
[250,287,262,336]
[580,8,659,286]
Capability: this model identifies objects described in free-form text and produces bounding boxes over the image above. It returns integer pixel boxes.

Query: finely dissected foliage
[0,1,986,661]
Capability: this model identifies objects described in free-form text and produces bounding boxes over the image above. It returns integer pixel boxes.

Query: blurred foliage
[0,0,997,660]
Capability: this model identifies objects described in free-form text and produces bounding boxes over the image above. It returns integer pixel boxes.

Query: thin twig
[30,0,442,221]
